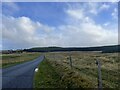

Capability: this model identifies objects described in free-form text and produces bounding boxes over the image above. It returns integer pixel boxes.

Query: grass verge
[34,57,94,88]
[34,58,63,88]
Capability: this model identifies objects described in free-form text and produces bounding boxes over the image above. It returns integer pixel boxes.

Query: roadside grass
[34,58,65,88]
[34,56,95,88]
[1,52,41,68]
[44,52,119,88]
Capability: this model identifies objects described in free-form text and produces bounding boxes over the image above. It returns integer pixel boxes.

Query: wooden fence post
[96,59,102,90]
[69,54,72,69]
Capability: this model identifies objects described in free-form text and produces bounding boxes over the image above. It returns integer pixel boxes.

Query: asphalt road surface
[2,55,44,89]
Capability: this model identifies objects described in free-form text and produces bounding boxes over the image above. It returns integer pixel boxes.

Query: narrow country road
[2,55,44,89]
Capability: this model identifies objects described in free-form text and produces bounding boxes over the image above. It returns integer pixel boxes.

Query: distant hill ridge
[24,45,120,53]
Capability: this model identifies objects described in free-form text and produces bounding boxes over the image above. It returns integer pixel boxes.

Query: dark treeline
[23,45,120,53]
[2,49,23,54]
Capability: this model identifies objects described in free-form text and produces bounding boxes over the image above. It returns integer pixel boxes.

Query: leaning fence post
[96,59,102,90]
[69,53,72,69]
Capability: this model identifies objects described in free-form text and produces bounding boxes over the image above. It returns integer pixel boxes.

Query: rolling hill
[23,45,120,53]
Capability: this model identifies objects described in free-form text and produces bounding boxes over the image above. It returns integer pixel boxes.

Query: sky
[1,2,118,50]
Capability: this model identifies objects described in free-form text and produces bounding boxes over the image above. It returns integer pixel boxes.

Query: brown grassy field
[43,51,119,88]
[1,52,41,68]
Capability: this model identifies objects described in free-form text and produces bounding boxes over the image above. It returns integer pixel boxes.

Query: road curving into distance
[1,55,44,89]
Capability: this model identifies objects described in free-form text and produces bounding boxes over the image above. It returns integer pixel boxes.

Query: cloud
[2,3,118,49]
[2,15,57,49]
[99,3,110,11]
[103,22,110,26]
[61,3,117,46]
[88,2,99,15]
[61,10,118,47]
[64,3,117,46]
[82,3,111,15]
[112,8,118,19]
[66,9,84,20]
